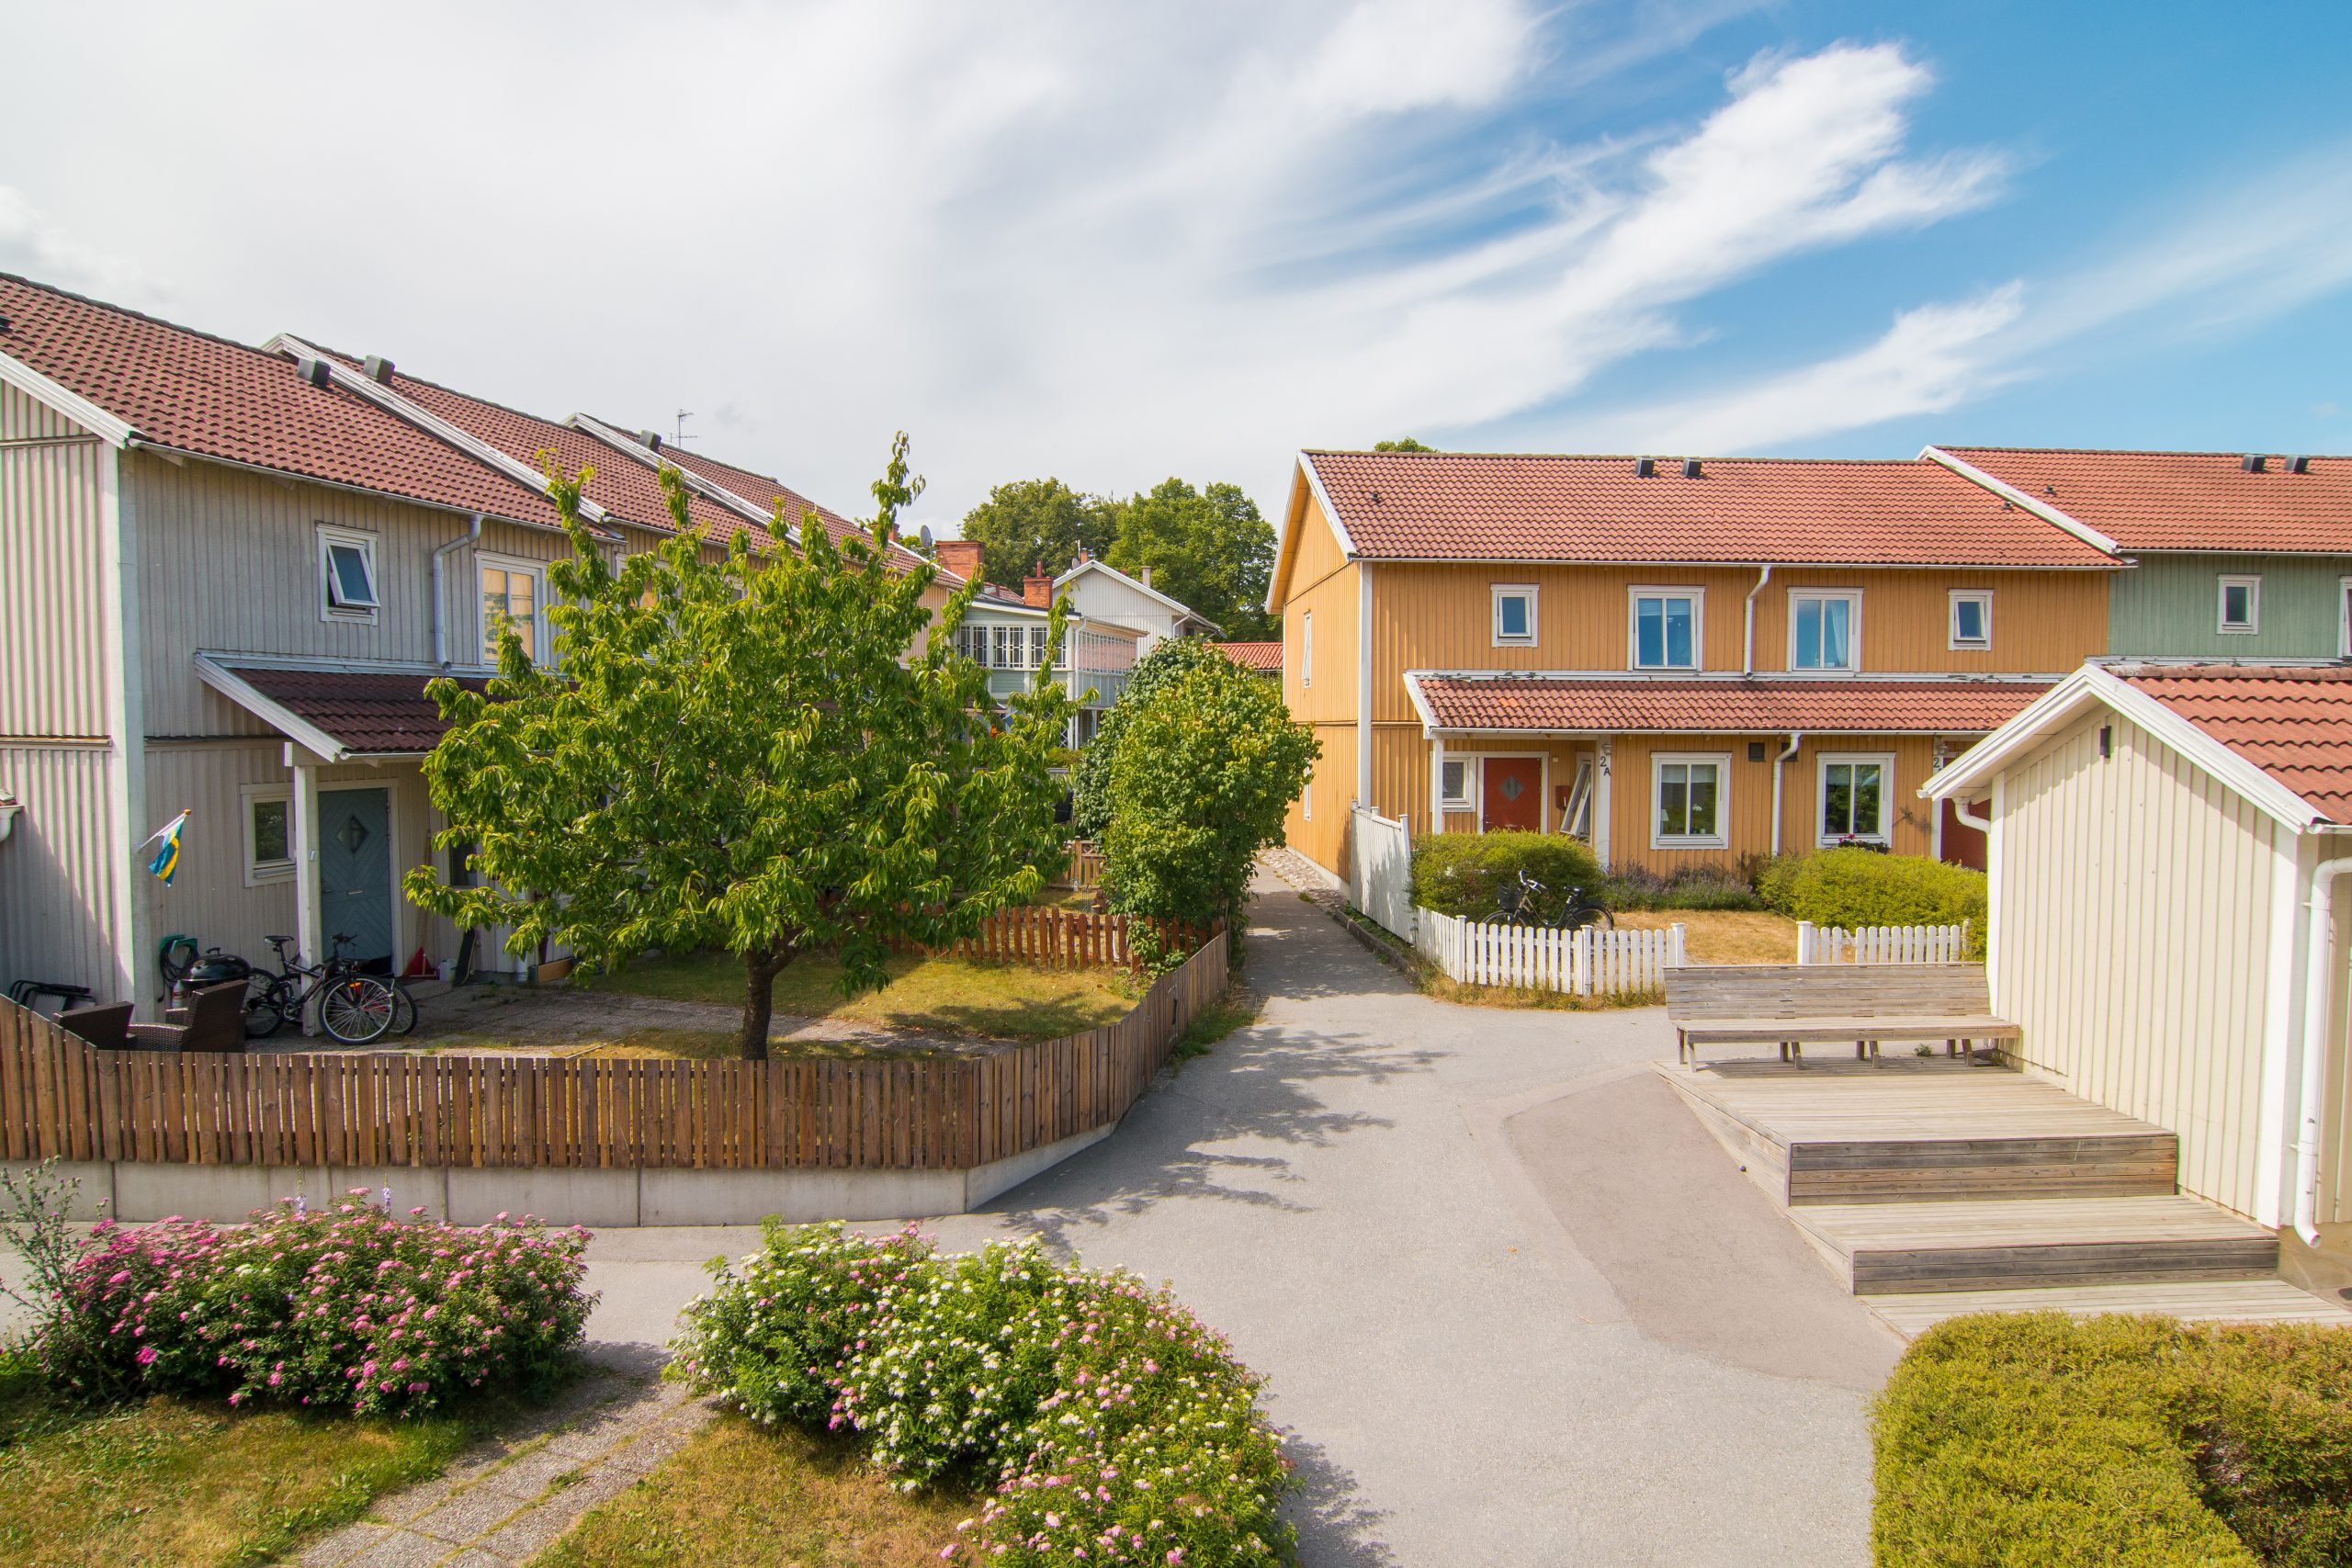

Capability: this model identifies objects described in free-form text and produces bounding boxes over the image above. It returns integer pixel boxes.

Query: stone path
[287,1363,711,1568]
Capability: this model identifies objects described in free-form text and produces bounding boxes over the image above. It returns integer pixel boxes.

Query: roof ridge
[1301,448,1928,466]
[1942,444,2349,460]
[0,269,285,364]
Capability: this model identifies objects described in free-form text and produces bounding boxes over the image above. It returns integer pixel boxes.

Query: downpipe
[1742,564,1772,675]
[431,513,484,666]
[2293,856,2352,1246]
[1769,731,1802,855]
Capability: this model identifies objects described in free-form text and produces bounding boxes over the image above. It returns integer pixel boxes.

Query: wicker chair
[127,981,248,1054]
[56,1000,133,1051]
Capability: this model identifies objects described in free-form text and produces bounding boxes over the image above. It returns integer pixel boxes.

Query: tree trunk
[739,948,785,1061]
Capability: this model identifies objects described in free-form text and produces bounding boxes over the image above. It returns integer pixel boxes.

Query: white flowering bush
[673,1222,1296,1564]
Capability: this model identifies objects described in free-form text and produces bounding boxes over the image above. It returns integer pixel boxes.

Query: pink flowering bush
[53,1192,593,1415]
[673,1222,1295,1565]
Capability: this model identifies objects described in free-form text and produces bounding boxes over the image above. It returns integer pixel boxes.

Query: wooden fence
[1053,840,1107,891]
[1414,910,1684,997]
[0,927,1226,1174]
[1349,806,1414,941]
[1795,919,1972,964]
[917,907,1202,972]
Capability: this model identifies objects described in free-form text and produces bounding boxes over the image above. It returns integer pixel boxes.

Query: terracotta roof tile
[647,439,928,572]
[1304,450,2117,569]
[1942,447,2352,553]
[1412,675,2052,735]
[2114,664,2352,821]
[0,274,561,526]
[228,665,485,755]
[1215,641,1283,672]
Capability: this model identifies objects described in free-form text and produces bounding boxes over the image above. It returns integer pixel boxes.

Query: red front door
[1482,757,1543,831]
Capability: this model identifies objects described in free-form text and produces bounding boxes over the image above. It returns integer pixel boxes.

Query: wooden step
[1865,1278,2352,1337]
[1791,1195,2279,1295]
[1786,1133,2178,1204]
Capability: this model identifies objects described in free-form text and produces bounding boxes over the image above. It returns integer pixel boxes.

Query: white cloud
[0,187,160,306]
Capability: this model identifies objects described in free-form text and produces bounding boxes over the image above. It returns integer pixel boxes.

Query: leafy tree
[960,477,1118,589]
[1373,437,1435,451]
[1105,478,1279,641]
[406,439,1075,1059]
[1101,655,1318,946]
[1066,637,1229,842]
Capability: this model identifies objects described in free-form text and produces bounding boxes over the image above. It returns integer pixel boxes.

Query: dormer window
[318,525,379,624]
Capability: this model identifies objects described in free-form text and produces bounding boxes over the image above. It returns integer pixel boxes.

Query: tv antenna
[670,409,696,446]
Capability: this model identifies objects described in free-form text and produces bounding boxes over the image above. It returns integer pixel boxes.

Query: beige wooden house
[1926,662,2352,1274]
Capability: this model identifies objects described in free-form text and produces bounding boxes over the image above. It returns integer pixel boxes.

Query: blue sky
[2,1,2347,525]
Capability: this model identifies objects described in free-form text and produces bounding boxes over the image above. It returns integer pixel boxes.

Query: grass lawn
[533,1416,967,1568]
[583,951,1139,1045]
[0,1374,519,1568]
[1615,908,1800,965]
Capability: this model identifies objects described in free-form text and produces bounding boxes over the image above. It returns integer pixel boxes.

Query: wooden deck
[1791,1195,2278,1294]
[1867,1280,2352,1337]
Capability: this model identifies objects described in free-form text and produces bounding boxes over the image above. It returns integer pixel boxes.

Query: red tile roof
[1941,447,2352,553]
[648,438,928,572]
[227,665,487,755]
[0,274,562,526]
[1411,675,2052,735]
[1302,450,2118,569]
[1216,641,1283,672]
[2113,664,2352,822]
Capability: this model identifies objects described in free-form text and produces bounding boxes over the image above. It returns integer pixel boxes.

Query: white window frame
[2219,573,2262,635]
[1437,757,1471,809]
[1491,583,1538,648]
[1627,586,1704,671]
[1301,611,1313,688]
[1302,767,1313,821]
[1651,752,1730,850]
[476,551,549,664]
[241,783,296,886]
[1561,757,1595,840]
[1788,589,1862,672]
[1948,590,1993,651]
[1816,751,1895,847]
[317,524,380,625]
[2339,578,2352,659]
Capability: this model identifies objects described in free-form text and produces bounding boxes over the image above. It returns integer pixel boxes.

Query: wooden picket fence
[1795,919,1972,965]
[1413,909,1684,997]
[1054,840,1108,892]
[0,926,1226,1173]
[913,907,1200,973]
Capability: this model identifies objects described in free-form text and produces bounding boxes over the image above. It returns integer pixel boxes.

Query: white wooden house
[1925,661,2352,1278]
[1054,556,1218,652]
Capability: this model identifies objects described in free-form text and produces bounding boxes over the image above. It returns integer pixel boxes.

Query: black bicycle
[1483,869,1615,931]
[243,934,400,1044]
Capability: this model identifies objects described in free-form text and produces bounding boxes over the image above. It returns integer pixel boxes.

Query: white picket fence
[1350,806,1417,942]
[1414,909,1685,997]
[1795,919,1972,964]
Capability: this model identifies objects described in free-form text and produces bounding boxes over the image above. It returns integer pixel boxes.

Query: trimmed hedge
[1751,849,1987,957]
[1873,1312,2352,1567]
[1410,831,1605,919]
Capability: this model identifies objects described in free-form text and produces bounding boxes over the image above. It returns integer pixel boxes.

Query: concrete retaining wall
[8,1123,1114,1228]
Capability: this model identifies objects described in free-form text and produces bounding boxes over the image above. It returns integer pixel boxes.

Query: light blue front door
[317,787,394,969]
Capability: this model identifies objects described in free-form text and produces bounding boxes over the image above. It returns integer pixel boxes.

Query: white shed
[1926,662,2352,1280]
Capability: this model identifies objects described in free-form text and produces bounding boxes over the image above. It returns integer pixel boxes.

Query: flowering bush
[52,1192,593,1415]
[673,1223,1295,1565]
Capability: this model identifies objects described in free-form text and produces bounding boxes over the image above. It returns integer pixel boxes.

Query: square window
[2220,575,2260,634]
[1652,755,1726,848]
[1438,758,1470,808]
[1631,589,1701,669]
[242,786,294,886]
[1949,591,1991,650]
[318,526,379,622]
[1492,585,1537,647]
[1791,591,1859,671]
[1819,754,1892,844]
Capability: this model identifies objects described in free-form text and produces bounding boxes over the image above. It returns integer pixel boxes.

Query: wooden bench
[1664,964,2019,1066]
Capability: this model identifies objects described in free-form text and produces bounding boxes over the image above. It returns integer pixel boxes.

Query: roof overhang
[198,655,356,761]
[1266,454,1356,613]
[1920,661,2334,833]
[0,346,138,446]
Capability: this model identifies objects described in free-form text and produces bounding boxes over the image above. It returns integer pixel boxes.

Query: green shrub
[1872,1312,2352,1568]
[1602,865,1765,911]
[1753,849,1987,958]
[1746,852,1805,913]
[1410,831,1606,919]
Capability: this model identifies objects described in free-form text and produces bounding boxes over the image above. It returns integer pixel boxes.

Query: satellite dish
[919,524,935,550]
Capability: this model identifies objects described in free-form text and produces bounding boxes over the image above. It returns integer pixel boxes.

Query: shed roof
[1406,674,2051,735]
[198,660,484,760]
[1216,641,1283,673]
[1935,446,2352,553]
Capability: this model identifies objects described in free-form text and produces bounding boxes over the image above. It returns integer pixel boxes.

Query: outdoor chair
[56,1000,134,1051]
[127,981,248,1054]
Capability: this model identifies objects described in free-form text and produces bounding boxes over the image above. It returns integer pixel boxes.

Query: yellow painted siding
[1281,723,1355,874]
[0,389,112,738]
[1281,501,1358,728]
[1993,711,2279,1219]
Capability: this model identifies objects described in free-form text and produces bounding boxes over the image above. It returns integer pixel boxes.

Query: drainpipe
[1951,797,1992,834]
[2293,855,2352,1245]
[431,513,484,666]
[1769,731,1802,854]
[1743,564,1773,675]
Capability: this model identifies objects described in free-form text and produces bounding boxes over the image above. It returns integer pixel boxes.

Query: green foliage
[1372,437,1435,451]
[1101,656,1317,940]
[406,438,1073,1058]
[1601,865,1765,911]
[957,477,1117,590]
[1106,477,1279,640]
[1873,1313,2352,1568]
[671,1223,1296,1566]
[1410,831,1606,919]
[1751,849,1987,957]
[1066,637,1231,841]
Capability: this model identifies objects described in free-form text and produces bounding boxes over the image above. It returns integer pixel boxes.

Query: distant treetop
[1373,438,1435,452]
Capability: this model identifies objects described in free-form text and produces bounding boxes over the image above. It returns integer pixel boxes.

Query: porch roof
[1405,673,2053,737]
[198,658,486,761]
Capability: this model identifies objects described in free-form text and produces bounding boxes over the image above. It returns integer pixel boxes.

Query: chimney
[1023,561,1053,608]
[1140,565,1154,590]
[934,538,984,583]
[1634,457,1657,478]
[2243,453,2267,473]
[1681,457,1703,479]
[363,354,396,384]
[295,355,332,389]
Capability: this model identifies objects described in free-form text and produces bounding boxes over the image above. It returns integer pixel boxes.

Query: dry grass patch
[1614,908,1800,965]
[1420,974,1660,1011]
[533,1416,967,1568]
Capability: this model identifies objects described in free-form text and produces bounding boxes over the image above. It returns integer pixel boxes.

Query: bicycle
[1482,868,1615,931]
[243,934,400,1044]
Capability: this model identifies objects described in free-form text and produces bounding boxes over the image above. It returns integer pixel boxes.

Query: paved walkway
[580,875,1898,1566]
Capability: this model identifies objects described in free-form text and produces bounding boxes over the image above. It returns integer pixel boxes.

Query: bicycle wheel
[243,976,288,1039]
[320,976,396,1044]
[390,981,421,1037]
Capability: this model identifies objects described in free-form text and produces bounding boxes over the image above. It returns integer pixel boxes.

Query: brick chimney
[1140,565,1154,590]
[934,538,984,584]
[1023,560,1053,608]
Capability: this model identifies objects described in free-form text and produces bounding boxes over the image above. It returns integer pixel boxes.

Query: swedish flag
[140,808,191,887]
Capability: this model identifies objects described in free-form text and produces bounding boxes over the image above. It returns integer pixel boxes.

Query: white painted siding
[2324,880,2352,1229]
[0,742,125,1003]
[0,388,112,737]
[1995,709,2281,1217]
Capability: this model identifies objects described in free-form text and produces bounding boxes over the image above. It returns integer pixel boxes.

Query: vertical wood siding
[0,743,125,1002]
[0,391,111,737]
[2326,900,2352,1229]
[1994,711,2278,1218]
[2109,552,2352,661]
